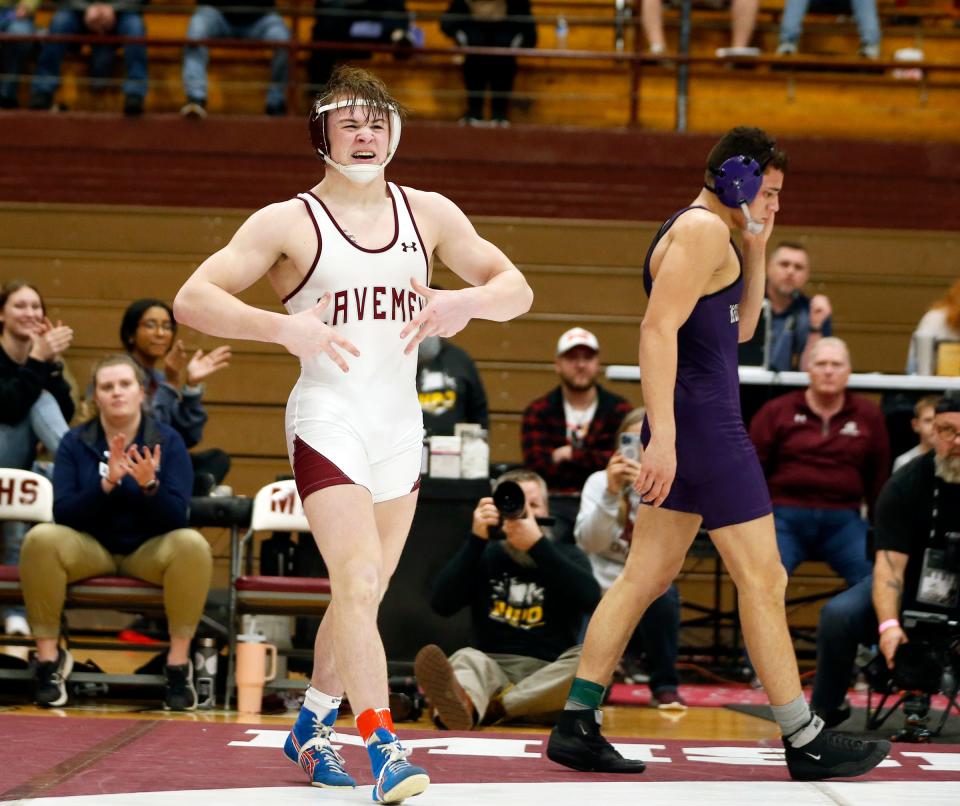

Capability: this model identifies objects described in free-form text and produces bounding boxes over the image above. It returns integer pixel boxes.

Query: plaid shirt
[522,385,632,493]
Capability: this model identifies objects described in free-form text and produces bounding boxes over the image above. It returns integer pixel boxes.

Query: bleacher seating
[0,0,953,137]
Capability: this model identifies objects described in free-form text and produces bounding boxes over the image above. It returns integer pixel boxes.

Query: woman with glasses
[120,298,232,492]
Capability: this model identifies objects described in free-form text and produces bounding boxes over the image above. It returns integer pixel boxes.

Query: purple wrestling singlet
[640,207,772,529]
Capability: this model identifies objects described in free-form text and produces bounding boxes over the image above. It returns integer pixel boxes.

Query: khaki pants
[449,645,582,723]
[20,523,212,640]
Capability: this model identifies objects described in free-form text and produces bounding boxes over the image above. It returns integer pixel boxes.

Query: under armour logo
[401,242,418,253]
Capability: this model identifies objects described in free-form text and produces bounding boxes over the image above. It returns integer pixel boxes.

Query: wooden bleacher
[11,0,959,139]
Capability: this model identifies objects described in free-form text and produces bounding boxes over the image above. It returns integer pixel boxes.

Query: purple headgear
[709,155,764,209]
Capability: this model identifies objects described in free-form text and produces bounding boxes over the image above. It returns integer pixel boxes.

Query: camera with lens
[486,480,554,540]
[862,609,960,742]
[493,480,526,520]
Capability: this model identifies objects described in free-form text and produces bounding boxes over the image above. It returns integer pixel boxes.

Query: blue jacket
[53,414,194,554]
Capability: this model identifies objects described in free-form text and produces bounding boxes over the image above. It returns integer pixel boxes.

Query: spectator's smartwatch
[142,478,159,494]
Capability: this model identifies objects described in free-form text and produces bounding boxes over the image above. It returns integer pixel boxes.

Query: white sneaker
[4,614,30,636]
[777,42,798,56]
[180,101,207,120]
[716,46,760,58]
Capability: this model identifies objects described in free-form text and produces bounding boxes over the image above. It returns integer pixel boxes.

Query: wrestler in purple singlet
[640,206,772,529]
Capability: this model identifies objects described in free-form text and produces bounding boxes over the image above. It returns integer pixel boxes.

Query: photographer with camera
[811,393,960,728]
[414,469,601,730]
[575,407,685,708]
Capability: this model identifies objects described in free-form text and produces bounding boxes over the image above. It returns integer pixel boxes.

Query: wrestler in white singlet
[283,181,429,502]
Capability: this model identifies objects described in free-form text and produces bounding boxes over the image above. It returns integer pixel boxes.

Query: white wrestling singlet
[283,182,429,503]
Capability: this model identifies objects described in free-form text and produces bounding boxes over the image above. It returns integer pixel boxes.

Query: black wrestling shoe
[784,727,890,781]
[814,699,852,729]
[163,660,198,711]
[546,709,646,773]
[33,648,73,707]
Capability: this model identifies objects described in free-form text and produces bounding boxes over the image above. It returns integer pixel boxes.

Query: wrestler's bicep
[192,203,293,295]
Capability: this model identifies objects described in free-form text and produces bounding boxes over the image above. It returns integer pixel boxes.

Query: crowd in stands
[0,0,905,116]
[0,280,227,709]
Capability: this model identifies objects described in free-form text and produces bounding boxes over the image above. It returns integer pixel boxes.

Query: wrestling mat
[1,715,959,805]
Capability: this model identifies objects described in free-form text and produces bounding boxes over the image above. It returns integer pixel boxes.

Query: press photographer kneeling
[414,470,600,730]
[811,394,960,736]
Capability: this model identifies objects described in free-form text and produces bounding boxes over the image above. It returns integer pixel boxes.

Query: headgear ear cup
[307,98,402,183]
[709,155,765,234]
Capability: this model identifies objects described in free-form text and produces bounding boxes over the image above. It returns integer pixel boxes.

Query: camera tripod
[866,676,960,742]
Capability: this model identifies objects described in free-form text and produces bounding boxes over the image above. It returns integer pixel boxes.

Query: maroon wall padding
[1,113,957,230]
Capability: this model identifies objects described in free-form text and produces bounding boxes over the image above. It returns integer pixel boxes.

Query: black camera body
[863,610,959,695]
[487,480,554,540]
[862,609,960,742]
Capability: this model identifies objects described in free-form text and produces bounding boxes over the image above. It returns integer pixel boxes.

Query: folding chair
[225,479,332,708]
[0,467,175,688]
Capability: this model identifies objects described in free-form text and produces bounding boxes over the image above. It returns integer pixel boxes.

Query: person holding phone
[574,407,684,708]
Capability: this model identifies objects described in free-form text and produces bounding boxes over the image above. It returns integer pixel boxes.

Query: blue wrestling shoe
[284,708,356,789]
[367,728,430,804]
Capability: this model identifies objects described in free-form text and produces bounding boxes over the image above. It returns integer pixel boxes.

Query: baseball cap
[935,392,960,415]
[556,327,600,356]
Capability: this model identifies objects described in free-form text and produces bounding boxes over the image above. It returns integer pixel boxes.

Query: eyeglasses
[139,320,173,332]
[935,424,960,441]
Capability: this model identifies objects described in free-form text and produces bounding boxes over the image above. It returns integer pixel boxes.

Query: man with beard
[810,393,960,727]
[414,469,600,730]
[521,328,631,542]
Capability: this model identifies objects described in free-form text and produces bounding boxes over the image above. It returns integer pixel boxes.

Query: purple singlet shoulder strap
[642,206,708,293]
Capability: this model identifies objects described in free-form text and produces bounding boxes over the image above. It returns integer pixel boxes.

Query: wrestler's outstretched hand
[632,437,676,507]
[400,278,474,355]
[281,293,360,372]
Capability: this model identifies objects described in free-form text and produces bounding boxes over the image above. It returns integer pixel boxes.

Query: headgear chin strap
[309,98,402,185]
[707,154,765,235]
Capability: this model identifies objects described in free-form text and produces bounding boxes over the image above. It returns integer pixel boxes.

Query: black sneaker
[814,700,852,729]
[265,100,287,117]
[784,727,890,781]
[28,92,53,111]
[546,709,646,773]
[33,648,73,707]
[164,659,197,711]
[123,95,144,117]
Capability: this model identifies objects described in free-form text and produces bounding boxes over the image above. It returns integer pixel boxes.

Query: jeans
[182,7,290,108]
[0,390,68,621]
[779,0,881,49]
[811,575,875,712]
[0,14,35,101]
[31,10,147,100]
[635,584,682,693]
[582,584,681,693]
[0,390,69,469]
[773,505,872,586]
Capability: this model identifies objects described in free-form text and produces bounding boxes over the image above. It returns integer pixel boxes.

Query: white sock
[303,686,342,722]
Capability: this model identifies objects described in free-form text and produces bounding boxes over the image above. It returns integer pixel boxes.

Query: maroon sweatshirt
[749,389,890,512]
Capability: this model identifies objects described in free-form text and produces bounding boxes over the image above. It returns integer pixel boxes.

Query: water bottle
[555,15,568,49]
[194,637,218,709]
